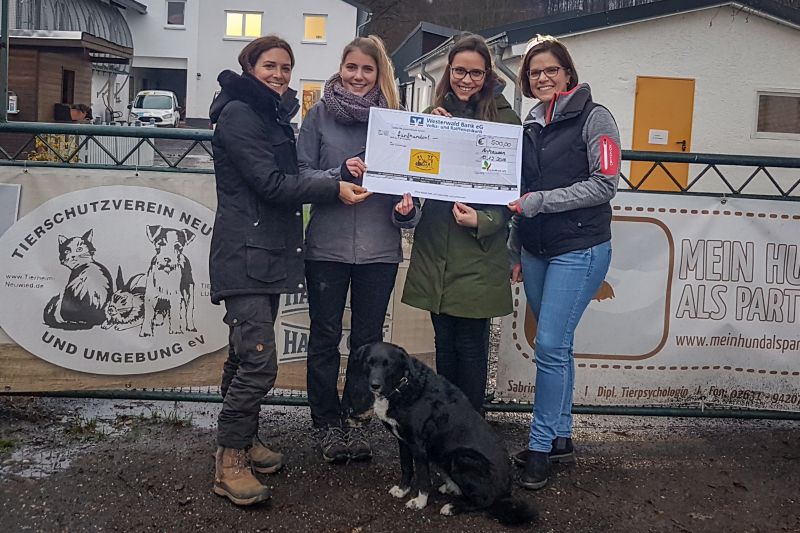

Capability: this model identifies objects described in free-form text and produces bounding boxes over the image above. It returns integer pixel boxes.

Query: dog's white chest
[150,268,182,296]
[374,397,402,440]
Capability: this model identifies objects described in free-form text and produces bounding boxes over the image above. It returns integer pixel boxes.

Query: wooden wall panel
[3,49,40,157]
[8,48,39,123]
[36,50,92,122]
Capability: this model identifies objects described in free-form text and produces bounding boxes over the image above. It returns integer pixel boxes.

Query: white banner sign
[0,185,227,375]
[498,192,800,411]
[0,183,21,237]
[275,290,393,364]
[363,108,522,205]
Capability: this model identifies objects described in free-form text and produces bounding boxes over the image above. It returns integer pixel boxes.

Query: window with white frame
[303,14,327,42]
[755,91,800,138]
[166,0,185,27]
[226,11,262,38]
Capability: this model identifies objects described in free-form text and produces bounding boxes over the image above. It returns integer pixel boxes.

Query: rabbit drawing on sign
[102,267,146,331]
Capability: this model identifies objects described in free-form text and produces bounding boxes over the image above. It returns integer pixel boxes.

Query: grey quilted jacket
[297,100,419,264]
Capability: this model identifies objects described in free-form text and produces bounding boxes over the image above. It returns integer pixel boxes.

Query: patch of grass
[114,406,194,429]
[0,438,16,456]
[147,407,194,428]
[63,415,107,439]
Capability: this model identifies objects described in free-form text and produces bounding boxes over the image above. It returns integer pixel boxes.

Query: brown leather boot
[249,436,284,474]
[213,447,270,506]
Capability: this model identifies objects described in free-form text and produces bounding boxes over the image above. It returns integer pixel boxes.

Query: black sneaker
[512,437,576,466]
[520,451,550,490]
[316,426,349,464]
[345,426,372,461]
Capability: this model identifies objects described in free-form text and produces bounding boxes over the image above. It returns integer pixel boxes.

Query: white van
[128,90,181,127]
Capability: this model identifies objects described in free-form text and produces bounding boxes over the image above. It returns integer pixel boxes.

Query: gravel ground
[1,396,798,533]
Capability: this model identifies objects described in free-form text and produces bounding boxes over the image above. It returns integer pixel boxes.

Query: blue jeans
[521,241,612,452]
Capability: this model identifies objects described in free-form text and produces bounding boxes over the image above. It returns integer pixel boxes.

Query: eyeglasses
[449,66,487,81]
[527,66,563,80]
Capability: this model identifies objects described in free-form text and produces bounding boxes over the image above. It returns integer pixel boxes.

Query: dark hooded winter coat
[208,70,339,304]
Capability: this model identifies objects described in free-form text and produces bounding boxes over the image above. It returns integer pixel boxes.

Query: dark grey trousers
[217,294,280,449]
[305,260,398,428]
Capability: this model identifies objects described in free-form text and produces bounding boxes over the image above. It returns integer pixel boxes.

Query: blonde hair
[340,35,400,110]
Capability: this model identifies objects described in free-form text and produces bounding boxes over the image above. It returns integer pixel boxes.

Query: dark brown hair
[433,33,499,121]
[518,34,579,99]
[238,35,295,72]
[340,35,400,109]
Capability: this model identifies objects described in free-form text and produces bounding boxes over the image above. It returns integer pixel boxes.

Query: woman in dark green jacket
[402,34,520,412]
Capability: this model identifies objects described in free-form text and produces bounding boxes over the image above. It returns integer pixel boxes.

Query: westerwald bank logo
[0,185,226,375]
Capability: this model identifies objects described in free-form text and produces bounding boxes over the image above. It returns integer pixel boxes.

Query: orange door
[630,77,695,190]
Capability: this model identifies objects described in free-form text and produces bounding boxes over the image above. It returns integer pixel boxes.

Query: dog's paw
[389,485,410,499]
[139,331,152,337]
[169,329,184,335]
[439,503,455,516]
[187,327,197,332]
[405,492,428,510]
[438,480,462,496]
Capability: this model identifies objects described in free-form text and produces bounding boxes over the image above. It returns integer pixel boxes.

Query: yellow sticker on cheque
[409,149,440,174]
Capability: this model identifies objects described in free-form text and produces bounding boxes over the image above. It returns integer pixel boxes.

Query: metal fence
[2,121,799,196]
[1,121,799,419]
[79,130,155,166]
[0,121,213,173]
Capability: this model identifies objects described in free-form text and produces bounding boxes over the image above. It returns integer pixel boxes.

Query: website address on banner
[675,333,800,353]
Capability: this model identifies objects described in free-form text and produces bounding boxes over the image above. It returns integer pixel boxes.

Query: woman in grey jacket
[297,35,418,464]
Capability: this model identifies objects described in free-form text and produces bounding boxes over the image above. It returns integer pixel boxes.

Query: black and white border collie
[342,342,537,526]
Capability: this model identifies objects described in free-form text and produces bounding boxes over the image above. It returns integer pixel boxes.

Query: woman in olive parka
[402,34,520,413]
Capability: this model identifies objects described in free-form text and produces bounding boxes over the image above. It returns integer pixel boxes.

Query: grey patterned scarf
[322,73,388,125]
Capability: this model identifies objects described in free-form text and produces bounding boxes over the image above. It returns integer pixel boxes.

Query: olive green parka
[401,90,520,318]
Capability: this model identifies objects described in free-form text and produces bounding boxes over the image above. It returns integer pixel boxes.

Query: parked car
[128,90,181,127]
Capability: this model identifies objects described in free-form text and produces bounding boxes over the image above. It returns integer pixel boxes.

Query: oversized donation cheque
[363,108,522,205]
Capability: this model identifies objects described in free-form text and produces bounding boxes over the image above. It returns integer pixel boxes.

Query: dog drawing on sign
[342,342,537,526]
[140,225,196,337]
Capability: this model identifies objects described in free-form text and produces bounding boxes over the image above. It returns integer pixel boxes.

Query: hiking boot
[345,426,372,461]
[512,437,576,466]
[249,435,284,474]
[213,447,271,506]
[520,451,550,490]
[316,426,349,463]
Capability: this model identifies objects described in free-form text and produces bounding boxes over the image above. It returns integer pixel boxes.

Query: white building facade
[406,2,800,193]
[123,0,367,126]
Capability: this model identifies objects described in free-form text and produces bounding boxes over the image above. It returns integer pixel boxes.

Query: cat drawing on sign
[43,229,113,330]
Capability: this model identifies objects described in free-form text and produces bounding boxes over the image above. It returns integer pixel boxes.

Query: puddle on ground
[0,398,221,479]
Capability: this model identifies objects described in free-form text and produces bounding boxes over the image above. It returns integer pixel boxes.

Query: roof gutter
[110,0,147,14]
[406,35,455,72]
[731,1,800,32]
[493,36,522,116]
[419,63,436,86]
[356,10,372,37]
[419,63,436,109]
